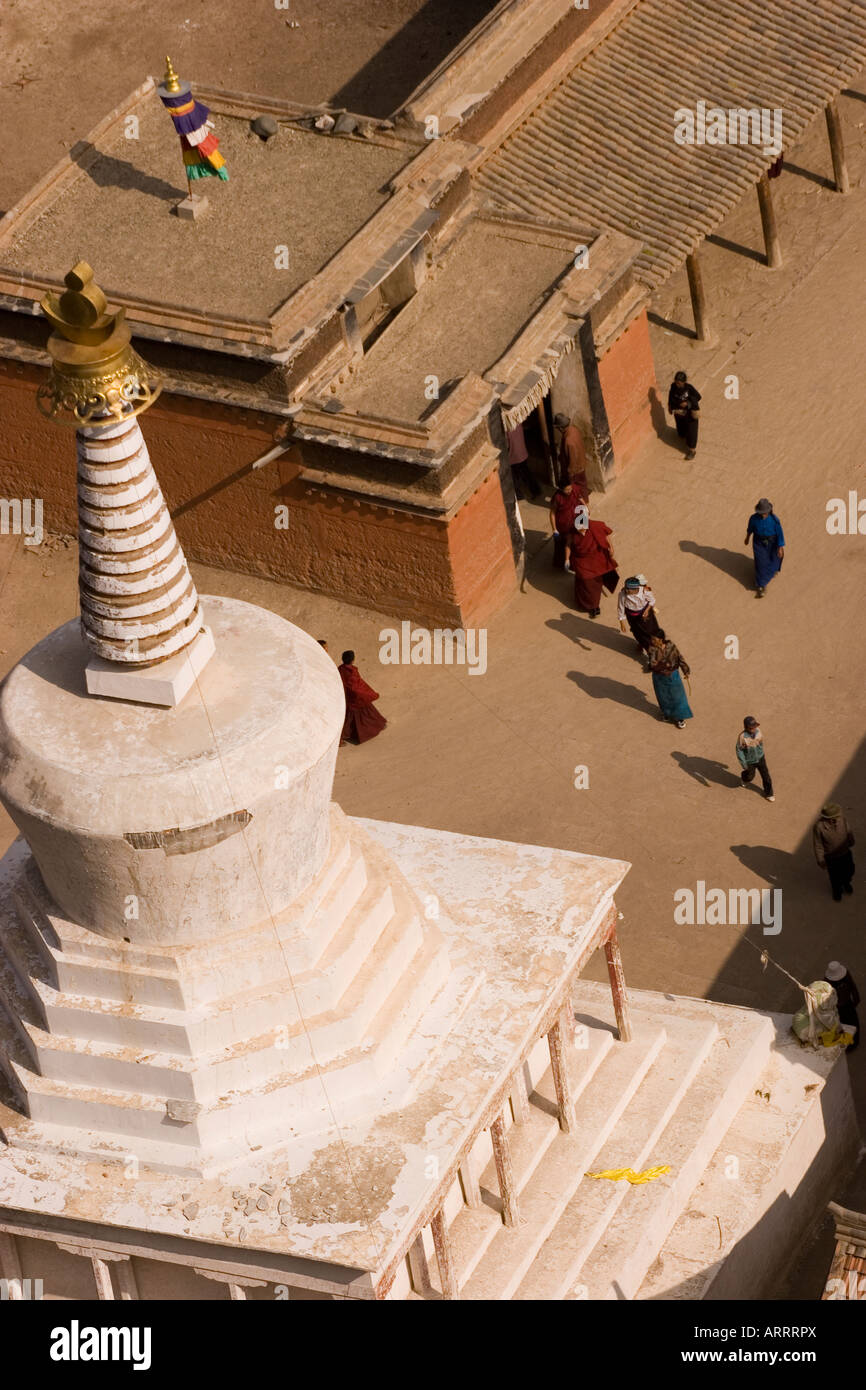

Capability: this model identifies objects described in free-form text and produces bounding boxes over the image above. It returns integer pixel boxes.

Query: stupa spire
[38,261,215,703]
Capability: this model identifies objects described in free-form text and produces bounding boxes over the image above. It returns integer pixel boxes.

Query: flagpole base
[173,194,209,221]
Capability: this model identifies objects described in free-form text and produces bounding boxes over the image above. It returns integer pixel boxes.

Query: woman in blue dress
[745,498,785,597]
[645,632,693,728]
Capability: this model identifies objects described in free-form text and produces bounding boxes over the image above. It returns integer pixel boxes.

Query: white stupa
[0,265,856,1303]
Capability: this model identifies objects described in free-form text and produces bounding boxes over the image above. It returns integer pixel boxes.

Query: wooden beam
[458,1152,483,1208]
[430,1210,459,1299]
[825,101,850,194]
[604,925,632,1042]
[91,1256,115,1301]
[685,250,712,341]
[0,1232,23,1300]
[536,399,557,486]
[509,1066,532,1124]
[490,1112,521,1226]
[756,174,782,268]
[548,1009,576,1132]
[407,1231,433,1296]
[113,1258,139,1301]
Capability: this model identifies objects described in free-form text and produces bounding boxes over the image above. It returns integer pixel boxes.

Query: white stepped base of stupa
[405,982,858,1302]
[0,807,455,1174]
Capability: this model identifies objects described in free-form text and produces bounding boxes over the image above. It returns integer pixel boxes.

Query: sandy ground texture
[2,26,866,1302]
[0,0,496,215]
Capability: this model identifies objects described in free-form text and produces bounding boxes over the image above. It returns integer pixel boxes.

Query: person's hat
[755,498,773,515]
[743,716,759,729]
[553,412,570,429]
[634,573,649,585]
[624,576,641,590]
[821,802,842,818]
[825,961,847,982]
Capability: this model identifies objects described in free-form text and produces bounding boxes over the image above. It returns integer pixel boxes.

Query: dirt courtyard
[1,13,866,1299]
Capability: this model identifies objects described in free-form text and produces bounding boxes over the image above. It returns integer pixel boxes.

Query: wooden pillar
[490,1112,520,1226]
[430,1209,459,1300]
[91,1256,115,1301]
[536,400,557,486]
[547,1008,576,1133]
[685,250,712,341]
[228,1283,248,1300]
[604,926,633,1042]
[458,1151,483,1208]
[113,1258,139,1301]
[825,101,850,194]
[756,174,782,268]
[509,1066,532,1124]
[0,1232,23,1300]
[407,1231,434,1296]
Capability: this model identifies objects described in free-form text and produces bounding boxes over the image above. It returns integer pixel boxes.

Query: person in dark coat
[744,498,785,597]
[813,803,855,901]
[667,371,701,459]
[338,651,387,745]
[825,961,860,1049]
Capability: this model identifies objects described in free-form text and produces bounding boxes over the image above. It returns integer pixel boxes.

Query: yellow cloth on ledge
[586,1165,671,1185]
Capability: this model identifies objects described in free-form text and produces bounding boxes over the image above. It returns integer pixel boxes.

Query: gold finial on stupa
[37,262,162,427]
[162,55,182,94]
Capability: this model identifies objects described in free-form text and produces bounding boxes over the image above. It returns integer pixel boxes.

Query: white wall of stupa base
[0,818,630,1294]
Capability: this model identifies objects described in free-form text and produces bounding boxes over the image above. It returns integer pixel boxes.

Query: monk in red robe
[568,513,619,618]
[549,475,590,569]
[338,651,387,745]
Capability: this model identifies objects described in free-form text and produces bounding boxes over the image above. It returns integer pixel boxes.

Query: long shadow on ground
[679,538,754,589]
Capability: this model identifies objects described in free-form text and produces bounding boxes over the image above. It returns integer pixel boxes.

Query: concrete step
[636,1020,852,1302]
[562,999,775,1300]
[455,1017,670,1298]
[512,991,747,1300]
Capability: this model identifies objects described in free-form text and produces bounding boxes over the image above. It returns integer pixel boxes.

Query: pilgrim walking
[736,716,774,800]
[813,803,855,901]
[745,498,785,597]
[667,371,701,460]
[549,473,589,570]
[618,575,662,666]
[338,651,387,746]
[568,507,619,618]
[645,632,693,727]
[824,962,860,1049]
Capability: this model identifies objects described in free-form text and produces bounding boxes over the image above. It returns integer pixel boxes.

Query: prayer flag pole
[157,55,229,221]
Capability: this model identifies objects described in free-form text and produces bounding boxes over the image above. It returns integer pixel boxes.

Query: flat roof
[0,84,411,323]
[338,217,575,421]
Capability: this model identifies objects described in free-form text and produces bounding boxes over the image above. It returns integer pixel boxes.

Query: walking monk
[338,651,387,745]
[568,508,619,618]
[549,474,589,570]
